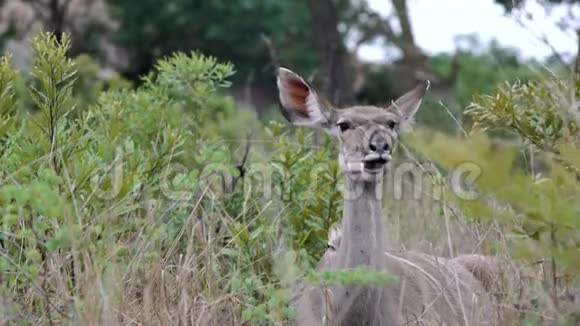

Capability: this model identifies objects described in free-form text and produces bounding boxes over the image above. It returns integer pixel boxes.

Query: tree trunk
[388,0,439,96]
[306,0,355,107]
[47,0,68,41]
[391,0,426,66]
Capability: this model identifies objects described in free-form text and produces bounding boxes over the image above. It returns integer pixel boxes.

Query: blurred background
[1,0,578,132]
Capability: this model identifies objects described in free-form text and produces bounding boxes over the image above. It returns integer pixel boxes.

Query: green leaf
[46,226,72,251]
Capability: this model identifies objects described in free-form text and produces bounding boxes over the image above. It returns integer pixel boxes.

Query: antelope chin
[363,166,385,175]
[362,153,391,173]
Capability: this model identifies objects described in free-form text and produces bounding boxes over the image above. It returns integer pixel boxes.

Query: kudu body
[276,68,497,325]
[319,227,506,319]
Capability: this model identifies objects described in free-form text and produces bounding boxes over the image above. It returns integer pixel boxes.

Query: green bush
[3,31,577,326]
[406,73,580,323]
[0,32,345,325]
[0,32,252,323]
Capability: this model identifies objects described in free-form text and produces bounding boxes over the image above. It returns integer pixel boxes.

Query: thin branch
[260,34,280,70]
[229,132,252,192]
[355,11,402,48]
[512,9,569,69]
[574,28,580,75]
[0,250,69,318]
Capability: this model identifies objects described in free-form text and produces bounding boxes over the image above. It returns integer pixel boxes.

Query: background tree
[108,1,316,80]
[495,0,580,74]
[306,0,355,106]
[1,0,579,324]
[495,0,580,11]
[1,0,576,123]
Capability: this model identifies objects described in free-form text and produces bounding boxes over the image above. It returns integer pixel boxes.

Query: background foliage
[0,0,579,324]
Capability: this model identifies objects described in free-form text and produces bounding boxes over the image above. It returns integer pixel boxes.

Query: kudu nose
[368,138,390,154]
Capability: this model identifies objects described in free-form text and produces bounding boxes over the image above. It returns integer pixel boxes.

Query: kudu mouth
[362,152,392,173]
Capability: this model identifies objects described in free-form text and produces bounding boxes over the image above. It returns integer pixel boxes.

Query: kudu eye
[386,120,398,130]
[336,121,351,133]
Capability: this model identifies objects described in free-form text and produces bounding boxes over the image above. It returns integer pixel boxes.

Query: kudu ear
[276,67,337,134]
[388,80,430,126]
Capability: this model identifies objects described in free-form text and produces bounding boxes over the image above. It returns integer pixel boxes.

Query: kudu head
[276,68,429,181]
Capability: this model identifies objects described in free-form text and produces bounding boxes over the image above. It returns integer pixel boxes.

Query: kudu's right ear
[276,67,337,134]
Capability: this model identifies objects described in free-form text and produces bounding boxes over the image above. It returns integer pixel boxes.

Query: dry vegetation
[0,33,579,325]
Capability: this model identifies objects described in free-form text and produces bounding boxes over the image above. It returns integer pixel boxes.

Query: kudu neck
[344,174,384,202]
[339,173,385,269]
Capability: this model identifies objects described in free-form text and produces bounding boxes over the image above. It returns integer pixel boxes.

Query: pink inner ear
[285,77,310,117]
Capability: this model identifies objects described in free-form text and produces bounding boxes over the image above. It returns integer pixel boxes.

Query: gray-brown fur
[277,67,497,325]
[311,227,501,325]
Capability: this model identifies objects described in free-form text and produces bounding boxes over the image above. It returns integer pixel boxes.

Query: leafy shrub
[0,32,345,325]
[5,31,577,326]
[406,73,580,323]
[0,32,256,324]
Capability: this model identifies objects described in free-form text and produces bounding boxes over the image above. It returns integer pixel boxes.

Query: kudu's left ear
[387,80,430,126]
[276,67,338,135]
